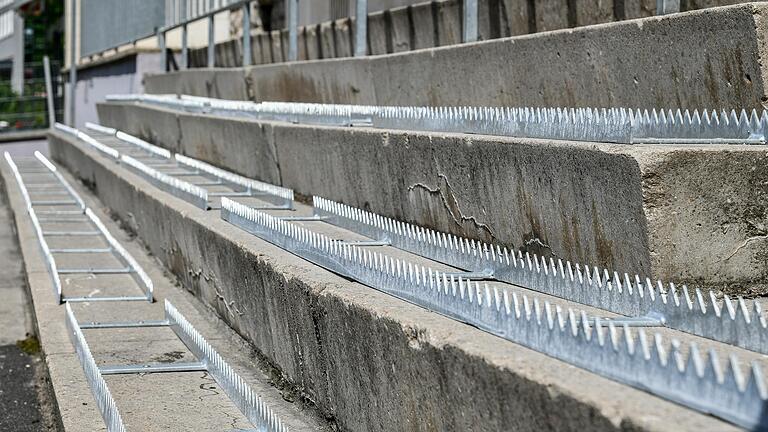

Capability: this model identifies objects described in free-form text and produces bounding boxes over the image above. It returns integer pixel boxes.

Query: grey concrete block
[410,2,437,50]
[333,18,354,58]
[576,0,615,26]
[249,32,264,65]
[501,0,532,35]
[367,11,389,55]
[297,27,309,61]
[534,0,570,31]
[272,30,285,63]
[97,101,768,296]
[258,32,274,64]
[388,6,413,53]
[305,25,322,60]
[433,0,462,46]
[145,3,768,110]
[623,0,656,19]
[319,21,336,59]
[48,130,740,432]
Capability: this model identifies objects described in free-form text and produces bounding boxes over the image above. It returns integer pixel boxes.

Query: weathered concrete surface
[98,101,768,296]
[48,129,741,432]
[0,156,327,431]
[149,3,768,110]
[186,0,756,69]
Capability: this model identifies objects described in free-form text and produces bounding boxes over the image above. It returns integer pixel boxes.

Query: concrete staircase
[4,2,768,431]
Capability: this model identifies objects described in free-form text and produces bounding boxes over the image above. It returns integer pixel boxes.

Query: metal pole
[158,30,167,72]
[287,0,298,61]
[181,24,188,69]
[67,0,77,126]
[43,56,56,127]
[207,5,215,67]
[180,0,188,68]
[462,0,478,43]
[242,2,251,66]
[354,0,367,57]
[656,0,680,15]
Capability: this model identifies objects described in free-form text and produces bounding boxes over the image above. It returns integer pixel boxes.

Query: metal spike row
[120,155,209,209]
[114,131,173,159]
[65,304,126,432]
[164,300,289,432]
[84,208,154,302]
[33,151,86,211]
[220,197,768,430]
[75,129,120,159]
[54,122,79,136]
[84,122,118,136]
[174,153,294,205]
[4,152,64,303]
[107,94,768,144]
[313,196,768,355]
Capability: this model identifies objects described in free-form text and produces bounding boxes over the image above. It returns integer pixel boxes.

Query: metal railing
[0,59,63,134]
[75,0,684,74]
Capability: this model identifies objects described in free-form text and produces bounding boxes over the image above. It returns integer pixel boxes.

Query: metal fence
[0,60,63,133]
[80,0,165,57]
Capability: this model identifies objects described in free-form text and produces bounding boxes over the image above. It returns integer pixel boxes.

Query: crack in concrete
[407,173,497,241]
[723,234,768,261]
[214,288,245,318]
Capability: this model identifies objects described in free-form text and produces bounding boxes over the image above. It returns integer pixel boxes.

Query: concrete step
[0,152,327,431]
[46,126,751,431]
[188,0,754,69]
[97,100,768,298]
[147,3,768,110]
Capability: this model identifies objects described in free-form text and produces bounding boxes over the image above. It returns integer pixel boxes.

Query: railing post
[462,0,478,43]
[287,0,298,62]
[158,29,167,72]
[242,2,251,66]
[656,0,680,15]
[181,24,188,69]
[180,0,188,68]
[207,1,215,68]
[43,56,56,127]
[67,0,77,126]
[354,0,367,57]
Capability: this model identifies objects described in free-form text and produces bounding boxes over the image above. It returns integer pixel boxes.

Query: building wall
[72,52,163,129]
[0,11,24,94]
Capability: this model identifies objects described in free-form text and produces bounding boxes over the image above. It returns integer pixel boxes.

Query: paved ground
[0,141,57,431]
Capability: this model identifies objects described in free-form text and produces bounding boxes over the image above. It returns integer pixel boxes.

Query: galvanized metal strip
[85,208,154,302]
[108,94,768,145]
[165,300,289,432]
[313,196,768,355]
[4,152,63,303]
[174,153,294,207]
[220,197,768,430]
[65,304,126,432]
[100,362,207,375]
[120,155,209,210]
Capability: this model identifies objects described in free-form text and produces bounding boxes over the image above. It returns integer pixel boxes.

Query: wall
[73,52,163,129]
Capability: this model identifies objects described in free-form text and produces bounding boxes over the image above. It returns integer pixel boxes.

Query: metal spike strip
[84,208,154,302]
[220,197,768,429]
[4,152,64,303]
[75,129,121,159]
[164,300,289,432]
[65,303,127,432]
[108,94,768,144]
[313,196,768,355]
[174,153,294,207]
[114,131,173,159]
[54,122,79,136]
[120,155,209,209]
[84,122,118,136]
[34,151,86,211]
